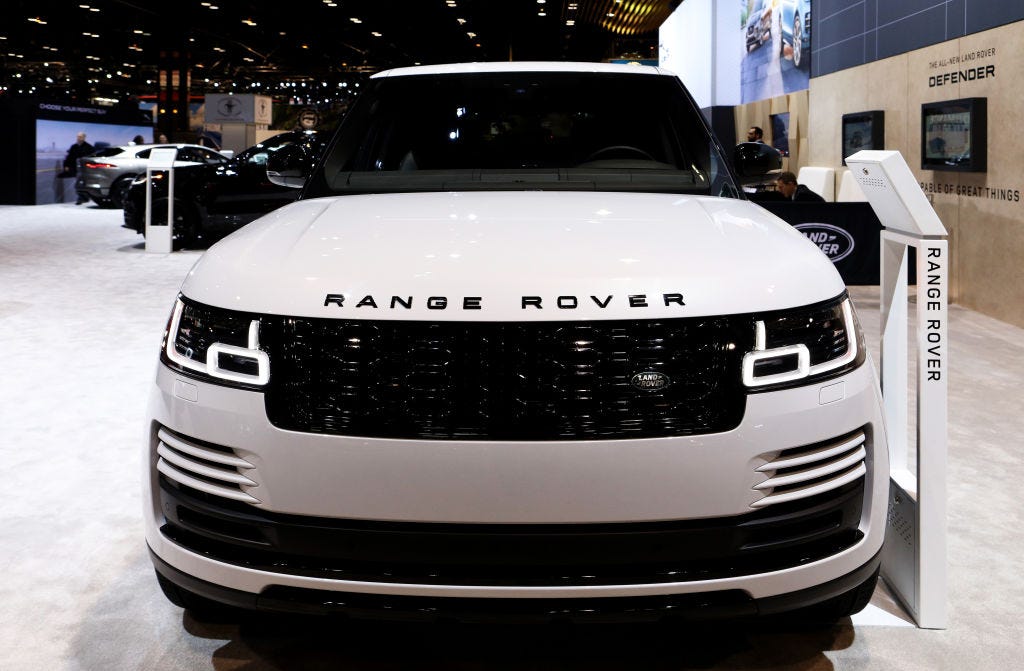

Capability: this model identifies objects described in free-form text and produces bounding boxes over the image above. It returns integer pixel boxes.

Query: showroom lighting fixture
[457,17,466,24]
[242,18,257,26]
[466,31,476,38]
[350,17,362,23]
[371,31,382,37]
[27,17,47,25]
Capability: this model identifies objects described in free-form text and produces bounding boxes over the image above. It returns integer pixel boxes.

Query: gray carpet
[1,204,1021,670]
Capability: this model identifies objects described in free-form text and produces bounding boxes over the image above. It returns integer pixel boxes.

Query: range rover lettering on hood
[324,293,686,310]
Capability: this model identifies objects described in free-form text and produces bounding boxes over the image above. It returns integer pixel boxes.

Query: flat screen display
[923,110,971,161]
[36,119,153,204]
[841,111,883,165]
[921,98,986,172]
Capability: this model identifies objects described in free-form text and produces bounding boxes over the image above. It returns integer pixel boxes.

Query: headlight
[743,295,865,390]
[161,296,270,386]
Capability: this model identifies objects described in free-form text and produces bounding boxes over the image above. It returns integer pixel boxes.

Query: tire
[800,565,880,621]
[109,176,133,209]
[155,571,237,619]
[792,17,803,68]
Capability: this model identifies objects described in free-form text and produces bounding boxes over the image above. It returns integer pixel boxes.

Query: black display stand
[758,201,895,285]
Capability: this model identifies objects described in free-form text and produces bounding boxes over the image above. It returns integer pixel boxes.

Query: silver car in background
[75,144,230,208]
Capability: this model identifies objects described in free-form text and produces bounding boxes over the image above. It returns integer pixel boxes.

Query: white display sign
[144,148,177,254]
[854,150,948,630]
[204,94,273,125]
[845,150,947,237]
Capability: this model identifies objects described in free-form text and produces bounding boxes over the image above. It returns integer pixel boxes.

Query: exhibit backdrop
[814,0,1024,77]
[659,1,810,106]
[809,19,1024,327]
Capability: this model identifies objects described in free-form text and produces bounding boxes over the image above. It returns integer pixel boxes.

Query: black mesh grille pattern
[260,316,751,440]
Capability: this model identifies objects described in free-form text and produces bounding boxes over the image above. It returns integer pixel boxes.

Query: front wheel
[109,176,133,209]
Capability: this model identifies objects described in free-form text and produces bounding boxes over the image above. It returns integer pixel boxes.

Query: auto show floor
[1,204,1022,670]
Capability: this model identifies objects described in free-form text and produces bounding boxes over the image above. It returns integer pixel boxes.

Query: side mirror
[266,144,311,189]
[733,142,783,183]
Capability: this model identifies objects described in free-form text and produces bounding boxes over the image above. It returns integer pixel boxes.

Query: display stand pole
[845,150,948,630]
[144,147,178,254]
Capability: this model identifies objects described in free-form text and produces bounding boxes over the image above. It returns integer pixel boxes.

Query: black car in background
[123,131,325,247]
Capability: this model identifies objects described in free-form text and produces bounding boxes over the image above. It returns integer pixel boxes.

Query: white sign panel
[204,94,273,125]
[845,150,947,237]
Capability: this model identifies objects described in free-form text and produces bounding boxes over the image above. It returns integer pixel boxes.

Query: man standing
[746,126,765,143]
[775,171,825,202]
[61,132,94,204]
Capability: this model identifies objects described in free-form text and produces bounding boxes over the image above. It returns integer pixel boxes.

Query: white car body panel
[144,360,887,599]
[146,61,887,618]
[182,192,845,321]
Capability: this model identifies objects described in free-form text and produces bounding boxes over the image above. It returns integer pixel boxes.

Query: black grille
[259,316,751,440]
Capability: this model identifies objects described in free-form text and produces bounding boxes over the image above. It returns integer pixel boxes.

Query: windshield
[306,71,739,198]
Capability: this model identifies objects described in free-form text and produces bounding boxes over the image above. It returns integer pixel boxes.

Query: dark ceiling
[0,0,681,102]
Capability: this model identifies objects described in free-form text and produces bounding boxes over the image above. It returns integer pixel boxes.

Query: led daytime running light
[743,299,858,388]
[165,298,270,385]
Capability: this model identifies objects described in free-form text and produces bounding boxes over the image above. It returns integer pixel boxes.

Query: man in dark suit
[59,132,95,204]
[775,171,825,202]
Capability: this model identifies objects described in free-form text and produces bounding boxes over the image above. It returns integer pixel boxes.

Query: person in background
[131,134,145,145]
[746,126,765,143]
[59,132,94,204]
[157,133,169,143]
[775,171,825,202]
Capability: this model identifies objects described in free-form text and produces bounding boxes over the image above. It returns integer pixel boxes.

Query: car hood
[180,191,845,320]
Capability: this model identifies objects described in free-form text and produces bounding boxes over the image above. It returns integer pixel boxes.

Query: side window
[136,149,152,159]
[200,148,224,164]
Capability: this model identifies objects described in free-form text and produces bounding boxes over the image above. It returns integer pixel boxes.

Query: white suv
[145,62,888,622]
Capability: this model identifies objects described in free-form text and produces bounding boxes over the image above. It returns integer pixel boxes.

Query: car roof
[372,61,668,79]
[125,143,219,151]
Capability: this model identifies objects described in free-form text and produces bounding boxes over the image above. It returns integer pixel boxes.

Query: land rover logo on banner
[795,223,856,263]
[631,371,671,391]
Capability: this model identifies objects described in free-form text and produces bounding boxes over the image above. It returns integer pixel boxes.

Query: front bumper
[145,359,888,609]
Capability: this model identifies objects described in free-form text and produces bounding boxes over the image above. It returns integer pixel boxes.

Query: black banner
[757,201,882,285]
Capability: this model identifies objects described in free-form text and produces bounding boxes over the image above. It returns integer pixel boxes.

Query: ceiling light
[566,20,575,25]
[242,18,256,26]
[28,17,48,25]
[371,31,382,37]
[607,12,616,17]
[90,7,100,11]
[466,31,477,38]
[350,17,362,23]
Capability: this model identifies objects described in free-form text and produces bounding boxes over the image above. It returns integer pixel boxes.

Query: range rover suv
[145,62,888,623]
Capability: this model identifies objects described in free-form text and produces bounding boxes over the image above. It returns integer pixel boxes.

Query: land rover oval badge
[631,371,671,391]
